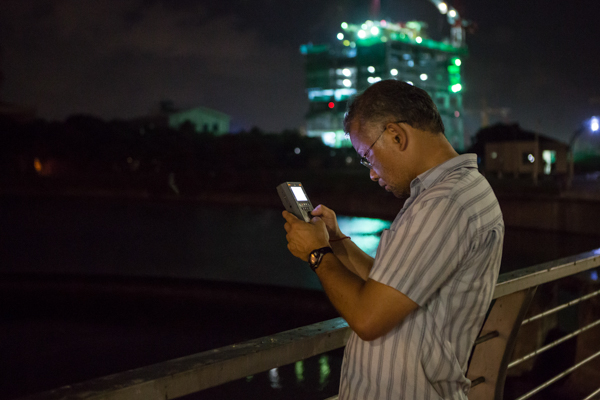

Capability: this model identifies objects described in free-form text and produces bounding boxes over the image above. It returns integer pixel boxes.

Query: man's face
[349,120,412,200]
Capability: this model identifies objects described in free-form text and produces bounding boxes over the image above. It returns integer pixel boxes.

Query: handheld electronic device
[277,182,314,222]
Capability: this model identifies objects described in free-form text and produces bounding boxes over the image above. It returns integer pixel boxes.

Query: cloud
[0,0,307,130]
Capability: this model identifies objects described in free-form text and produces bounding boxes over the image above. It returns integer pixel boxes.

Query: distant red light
[328,102,335,109]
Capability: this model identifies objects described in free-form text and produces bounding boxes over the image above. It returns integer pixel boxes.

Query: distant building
[134,101,230,134]
[472,123,569,179]
[300,18,467,150]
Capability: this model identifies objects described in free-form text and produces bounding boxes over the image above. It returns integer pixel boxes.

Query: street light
[591,117,599,133]
[567,116,599,187]
[569,116,599,149]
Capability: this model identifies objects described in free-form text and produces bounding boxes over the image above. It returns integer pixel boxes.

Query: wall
[498,193,600,235]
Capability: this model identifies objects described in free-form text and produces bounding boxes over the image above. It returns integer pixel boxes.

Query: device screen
[290,186,307,202]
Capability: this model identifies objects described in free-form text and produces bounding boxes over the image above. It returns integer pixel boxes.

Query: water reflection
[295,360,304,383]
[337,216,391,257]
[318,354,331,388]
[268,368,281,389]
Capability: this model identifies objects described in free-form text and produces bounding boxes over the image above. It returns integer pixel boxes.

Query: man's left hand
[283,211,330,261]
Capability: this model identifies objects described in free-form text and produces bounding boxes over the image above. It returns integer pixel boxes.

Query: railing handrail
[493,248,600,299]
[17,247,600,400]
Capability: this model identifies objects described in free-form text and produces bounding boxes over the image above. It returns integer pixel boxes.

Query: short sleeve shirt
[339,154,504,400]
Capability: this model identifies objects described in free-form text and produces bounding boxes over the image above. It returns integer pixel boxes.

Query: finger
[311,204,323,216]
[310,216,322,224]
[282,210,299,223]
[284,222,291,233]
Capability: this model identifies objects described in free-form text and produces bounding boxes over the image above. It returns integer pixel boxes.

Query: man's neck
[412,134,460,177]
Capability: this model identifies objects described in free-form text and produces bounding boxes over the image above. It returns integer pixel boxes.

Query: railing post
[467,287,537,400]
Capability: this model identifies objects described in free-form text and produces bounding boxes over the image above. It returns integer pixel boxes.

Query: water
[1,195,599,284]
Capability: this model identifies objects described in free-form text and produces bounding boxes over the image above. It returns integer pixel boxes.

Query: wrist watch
[309,246,333,271]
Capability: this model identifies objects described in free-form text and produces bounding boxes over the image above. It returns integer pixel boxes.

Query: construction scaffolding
[301,17,468,151]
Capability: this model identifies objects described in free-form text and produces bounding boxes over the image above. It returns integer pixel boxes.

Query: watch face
[309,252,319,265]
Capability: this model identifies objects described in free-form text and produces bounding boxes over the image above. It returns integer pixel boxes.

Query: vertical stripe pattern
[340,154,504,400]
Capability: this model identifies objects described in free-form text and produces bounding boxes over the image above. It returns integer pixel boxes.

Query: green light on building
[301,19,468,151]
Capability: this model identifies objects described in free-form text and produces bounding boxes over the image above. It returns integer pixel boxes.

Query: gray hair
[343,80,445,136]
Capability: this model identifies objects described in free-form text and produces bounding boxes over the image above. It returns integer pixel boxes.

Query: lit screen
[291,186,307,202]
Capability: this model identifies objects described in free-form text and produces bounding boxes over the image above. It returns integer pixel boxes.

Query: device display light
[416,36,423,43]
[448,9,457,18]
[337,33,344,40]
[358,30,367,39]
[342,79,352,87]
[390,69,398,76]
[370,26,380,35]
[341,22,348,29]
[342,68,352,77]
[368,66,375,73]
[420,73,428,81]
[438,2,448,14]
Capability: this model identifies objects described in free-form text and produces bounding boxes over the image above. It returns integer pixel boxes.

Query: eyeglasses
[359,120,408,169]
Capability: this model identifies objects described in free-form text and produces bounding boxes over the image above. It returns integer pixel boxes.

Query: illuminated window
[34,158,42,174]
[542,150,556,175]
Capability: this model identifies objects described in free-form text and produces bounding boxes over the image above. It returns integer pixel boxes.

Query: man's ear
[389,123,408,151]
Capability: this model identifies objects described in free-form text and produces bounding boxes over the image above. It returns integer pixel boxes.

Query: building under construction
[300,12,468,151]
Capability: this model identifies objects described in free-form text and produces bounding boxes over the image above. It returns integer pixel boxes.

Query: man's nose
[370,169,379,182]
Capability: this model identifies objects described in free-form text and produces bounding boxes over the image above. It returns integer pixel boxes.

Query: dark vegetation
[0,115,365,196]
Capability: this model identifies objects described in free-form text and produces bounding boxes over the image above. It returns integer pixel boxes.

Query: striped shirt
[339,154,504,400]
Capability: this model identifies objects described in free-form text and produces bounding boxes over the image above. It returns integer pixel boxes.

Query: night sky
[1,0,599,142]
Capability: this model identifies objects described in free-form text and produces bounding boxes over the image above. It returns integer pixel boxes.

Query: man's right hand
[311,204,344,240]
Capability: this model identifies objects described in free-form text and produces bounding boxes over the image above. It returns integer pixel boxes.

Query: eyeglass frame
[359,120,408,169]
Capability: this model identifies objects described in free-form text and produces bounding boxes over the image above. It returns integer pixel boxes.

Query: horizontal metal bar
[522,288,600,325]
[17,248,600,400]
[17,318,351,400]
[474,330,499,345]
[582,387,600,400]
[493,248,600,299]
[508,318,600,369]
[514,349,600,400]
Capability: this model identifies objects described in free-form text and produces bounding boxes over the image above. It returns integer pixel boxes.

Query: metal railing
[18,248,600,400]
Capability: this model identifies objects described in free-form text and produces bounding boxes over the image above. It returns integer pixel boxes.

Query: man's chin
[391,189,409,200]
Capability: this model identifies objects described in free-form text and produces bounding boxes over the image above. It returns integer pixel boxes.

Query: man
[283,79,503,399]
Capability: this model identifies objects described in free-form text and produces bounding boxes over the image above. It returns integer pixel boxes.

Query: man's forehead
[348,120,368,151]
